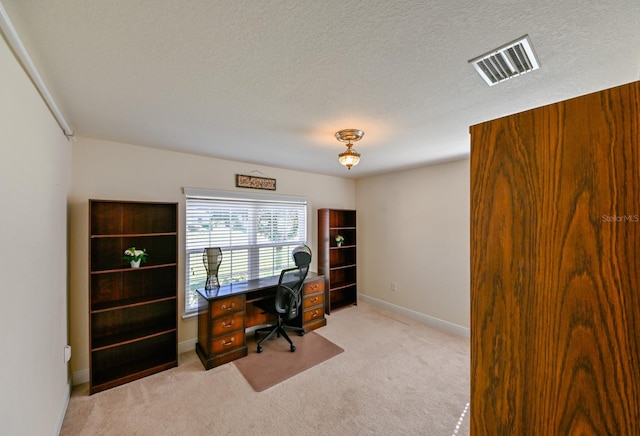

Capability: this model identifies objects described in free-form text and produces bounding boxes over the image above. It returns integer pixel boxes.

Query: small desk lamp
[203,247,222,290]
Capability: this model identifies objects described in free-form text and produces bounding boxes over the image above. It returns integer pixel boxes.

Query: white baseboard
[72,305,468,386]
[358,294,470,339]
[71,304,465,388]
[178,338,197,355]
[71,305,467,388]
[54,376,71,436]
[72,339,200,386]
[72,369,89,386]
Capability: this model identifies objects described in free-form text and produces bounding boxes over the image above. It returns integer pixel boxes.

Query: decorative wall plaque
[236,174,276,191]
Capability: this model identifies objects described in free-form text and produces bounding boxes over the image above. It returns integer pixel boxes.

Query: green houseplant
[123,247,148,268]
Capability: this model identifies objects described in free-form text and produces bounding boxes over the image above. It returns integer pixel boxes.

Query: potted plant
[335,235,344,247]
[123,247,148,268]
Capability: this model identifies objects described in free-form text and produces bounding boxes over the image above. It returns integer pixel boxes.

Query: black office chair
[254,245,312,353]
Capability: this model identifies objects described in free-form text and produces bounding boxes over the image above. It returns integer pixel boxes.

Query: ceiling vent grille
[469,35,540,86]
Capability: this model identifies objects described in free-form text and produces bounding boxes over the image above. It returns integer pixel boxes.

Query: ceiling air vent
[469,35,540,86]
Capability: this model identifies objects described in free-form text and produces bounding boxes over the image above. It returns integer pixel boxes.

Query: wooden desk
[195,273,326,370]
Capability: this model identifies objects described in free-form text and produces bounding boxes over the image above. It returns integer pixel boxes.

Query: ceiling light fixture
[336,129,363,170]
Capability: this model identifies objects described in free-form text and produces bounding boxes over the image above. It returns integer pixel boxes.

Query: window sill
[181,311,198,320]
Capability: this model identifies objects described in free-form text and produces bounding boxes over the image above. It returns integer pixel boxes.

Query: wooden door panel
[470,81,640,435]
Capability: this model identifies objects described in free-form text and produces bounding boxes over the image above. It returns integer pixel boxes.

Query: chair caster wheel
[257,345,263,353]
[290,345,296,352]
[299,331,305,336]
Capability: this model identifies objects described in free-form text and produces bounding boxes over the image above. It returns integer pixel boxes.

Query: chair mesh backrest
[275,245,312,319]
[275,266,309,319]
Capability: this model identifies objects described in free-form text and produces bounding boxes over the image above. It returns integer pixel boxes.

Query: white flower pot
[130,260,141,268]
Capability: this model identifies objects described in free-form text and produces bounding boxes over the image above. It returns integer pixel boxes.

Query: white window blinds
[184,189,307,313]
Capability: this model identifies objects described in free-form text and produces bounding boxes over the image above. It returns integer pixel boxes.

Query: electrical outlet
[391,282,397,292]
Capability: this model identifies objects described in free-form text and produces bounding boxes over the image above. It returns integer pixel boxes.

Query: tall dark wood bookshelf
[318,208,357,314]
[89,200,178,394]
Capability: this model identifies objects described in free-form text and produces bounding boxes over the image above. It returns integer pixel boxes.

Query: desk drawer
[211,313,244,336]
[303,293,324,309]
[210,296,244,318]
[303,279,324,296]
[303,307,324,324]
[210,331,245,354]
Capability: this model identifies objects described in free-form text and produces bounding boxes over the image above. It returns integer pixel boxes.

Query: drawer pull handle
[311,310,319,318]
[221,303,235,311]
[310,297,319,303]
[221,320,235,328]
[311,284,319,290]
[221,337,235,347]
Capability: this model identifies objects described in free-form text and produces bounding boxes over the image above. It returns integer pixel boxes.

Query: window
[184,188,307,313]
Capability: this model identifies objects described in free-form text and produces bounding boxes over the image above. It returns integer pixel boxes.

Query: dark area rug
[234,331,343,392]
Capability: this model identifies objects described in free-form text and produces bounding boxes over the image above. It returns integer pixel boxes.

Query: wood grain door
[470,81,640,435]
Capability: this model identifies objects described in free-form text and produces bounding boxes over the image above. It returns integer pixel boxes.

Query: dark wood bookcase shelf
[318,209,357,314]
[89,199,178,394]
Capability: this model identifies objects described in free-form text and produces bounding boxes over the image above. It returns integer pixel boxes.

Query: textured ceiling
[2,0,639,178]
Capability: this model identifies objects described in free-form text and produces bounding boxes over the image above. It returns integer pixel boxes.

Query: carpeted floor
[61,301,469,435]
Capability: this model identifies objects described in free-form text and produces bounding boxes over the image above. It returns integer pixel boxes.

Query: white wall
[356,159,470,335]
[69,137,355,382]
[0,37,71,434]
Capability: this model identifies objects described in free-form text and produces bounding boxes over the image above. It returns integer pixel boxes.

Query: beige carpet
[61,301,469,435]
[235,331,344,392]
